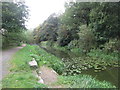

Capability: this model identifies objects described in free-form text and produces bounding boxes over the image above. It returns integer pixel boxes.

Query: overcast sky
[25,0,67,30]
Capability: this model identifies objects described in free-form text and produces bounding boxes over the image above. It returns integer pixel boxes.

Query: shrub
[87,49,119,61]
[57,25,78,47]
[78,25,96,52]
[103,38,120,53]
[68,25,96,53]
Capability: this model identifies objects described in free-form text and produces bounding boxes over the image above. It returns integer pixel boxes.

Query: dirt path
[0,46,23,81]
[39,66,63,88]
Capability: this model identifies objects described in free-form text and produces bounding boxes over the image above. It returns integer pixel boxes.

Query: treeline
[1,2,30,49]
[34,2,120,53]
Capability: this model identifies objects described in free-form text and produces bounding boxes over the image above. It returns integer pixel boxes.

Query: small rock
[38,71,42,74]
[38,79,44,84]
[51,70,57,74]
[28,59,38,67]
[38,76,44,84]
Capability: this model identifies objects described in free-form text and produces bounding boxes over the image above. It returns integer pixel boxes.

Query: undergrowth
[2,45,118,88]
[55,75,116,88]
[30,46,65,75]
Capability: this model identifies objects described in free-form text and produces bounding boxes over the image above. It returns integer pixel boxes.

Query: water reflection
[82,67,119,87]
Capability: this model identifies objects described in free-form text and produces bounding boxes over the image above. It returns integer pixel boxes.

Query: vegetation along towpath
[0,46,25,81]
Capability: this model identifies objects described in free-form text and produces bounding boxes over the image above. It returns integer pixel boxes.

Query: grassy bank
[2,45,47,88]
[2,45,117,88]
[31,46,65,74]
[2,45,64,88]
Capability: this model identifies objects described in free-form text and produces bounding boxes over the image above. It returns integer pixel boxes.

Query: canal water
[40,46,119,87]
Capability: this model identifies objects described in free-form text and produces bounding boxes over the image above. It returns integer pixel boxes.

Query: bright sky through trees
[25,0,66,29]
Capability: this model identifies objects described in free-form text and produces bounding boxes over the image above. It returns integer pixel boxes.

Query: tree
[1,2,29,48]
[2,2,28,32]
[57,2,92,46]
[90,2,120,45]
[38,13,59,42]
[57,25,74,46]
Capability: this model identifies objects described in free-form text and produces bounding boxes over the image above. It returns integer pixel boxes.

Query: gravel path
[0,46,23,81]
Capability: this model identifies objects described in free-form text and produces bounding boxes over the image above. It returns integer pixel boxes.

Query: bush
[103,38,120,53]
[2,32,23,49]
[78,25,96,52]
[87,49,119,61]
[68,25,96,53]
[57,25,78,47]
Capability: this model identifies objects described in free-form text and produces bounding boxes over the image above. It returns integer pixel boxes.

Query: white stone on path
[28,58,38,67]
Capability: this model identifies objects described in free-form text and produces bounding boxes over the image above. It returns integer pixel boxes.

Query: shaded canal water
[41,46,119,87]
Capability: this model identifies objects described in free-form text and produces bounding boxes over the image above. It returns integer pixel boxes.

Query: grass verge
[2,45,47,88]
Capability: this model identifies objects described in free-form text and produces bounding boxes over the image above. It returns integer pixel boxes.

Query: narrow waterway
[40,46,119,87]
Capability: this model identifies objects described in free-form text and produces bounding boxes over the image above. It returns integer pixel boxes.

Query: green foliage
[90,2,120,45]
[57,25,76,46]
[35,2,119,49]
[1,2,29,48]
[36,13,58,42]
[53,42,68,51]
[58,2,119,52]
[60,2,91,27]
[2,2,28,31]
[60,49,119,75]
[34,47,65,74]
[70,48,82,53]
[103,39,120,53]
[33,25,41,44]
[56,2,93,46]
[67,25,96,53]
[55,75,116,88]
[46,41,119,76]
[2,32,25,48]
[87,49,119,61]
[39,41,48,47]
[23,30,35,44]
[2,72,47,88]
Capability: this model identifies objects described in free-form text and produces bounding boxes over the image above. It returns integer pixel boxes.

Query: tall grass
[55,75,116,88]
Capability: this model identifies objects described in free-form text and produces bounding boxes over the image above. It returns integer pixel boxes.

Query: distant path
[0,46,25,81]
